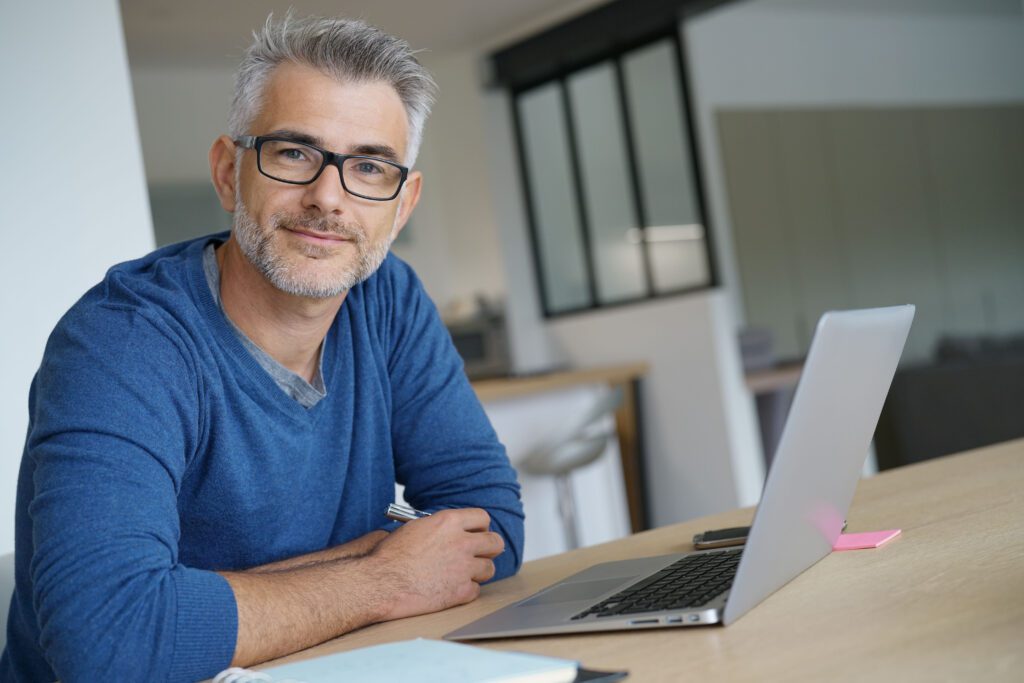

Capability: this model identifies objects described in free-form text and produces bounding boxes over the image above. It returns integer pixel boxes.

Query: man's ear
[209,135,239,212]
[391,170,423,239]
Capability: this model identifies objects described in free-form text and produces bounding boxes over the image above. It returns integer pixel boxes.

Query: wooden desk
[472,362,650,533]
[744,360,802,394]
[259,439,1024,681]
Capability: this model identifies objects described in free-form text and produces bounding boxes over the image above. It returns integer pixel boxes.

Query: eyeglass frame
[234,135,410,202]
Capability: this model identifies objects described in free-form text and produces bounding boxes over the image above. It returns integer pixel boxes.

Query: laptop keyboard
[571,550,742,620]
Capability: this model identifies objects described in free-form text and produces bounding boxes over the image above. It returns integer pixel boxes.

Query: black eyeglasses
[235,135,409,201]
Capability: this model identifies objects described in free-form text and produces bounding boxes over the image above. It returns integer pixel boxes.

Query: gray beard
[232,200,394,299]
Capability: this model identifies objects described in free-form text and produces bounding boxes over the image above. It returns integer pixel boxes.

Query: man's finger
[470,558,496,583]
[473,531,505,559]
[457,507,492,532]
[433,507,490,532]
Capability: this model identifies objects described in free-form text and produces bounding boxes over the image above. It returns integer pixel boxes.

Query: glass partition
[567,62,648,303]
[623,39,710,293]
[512,32,714,317]
[517,83,593,313]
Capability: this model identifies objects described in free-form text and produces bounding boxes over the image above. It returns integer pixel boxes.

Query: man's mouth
[285,226,353,244]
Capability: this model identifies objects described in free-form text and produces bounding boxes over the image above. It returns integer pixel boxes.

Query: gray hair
[229,13,437,167]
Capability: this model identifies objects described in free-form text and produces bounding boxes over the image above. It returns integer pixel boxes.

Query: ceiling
[120,0,612,68]
[121,0,1021,69]
[759,0,1023,16]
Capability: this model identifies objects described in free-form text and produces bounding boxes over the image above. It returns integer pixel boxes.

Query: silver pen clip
[385,502,431,523]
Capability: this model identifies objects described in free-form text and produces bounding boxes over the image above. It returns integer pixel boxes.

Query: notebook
[213,638,579,683]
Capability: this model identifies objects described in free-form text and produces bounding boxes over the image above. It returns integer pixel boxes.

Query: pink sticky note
[833,529,901,551]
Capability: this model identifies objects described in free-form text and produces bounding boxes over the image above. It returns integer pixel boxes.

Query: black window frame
[506,27,719,318]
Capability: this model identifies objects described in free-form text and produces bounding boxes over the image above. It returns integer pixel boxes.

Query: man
[0,15,524,682]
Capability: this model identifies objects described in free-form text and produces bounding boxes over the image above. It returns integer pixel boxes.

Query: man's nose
[301,162,349,215]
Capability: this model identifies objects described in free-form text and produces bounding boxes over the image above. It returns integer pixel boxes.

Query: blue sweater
[0,234,524,682]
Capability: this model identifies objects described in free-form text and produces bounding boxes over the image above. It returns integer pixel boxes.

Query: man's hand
[368,508,505,620]
[219,509,504,669]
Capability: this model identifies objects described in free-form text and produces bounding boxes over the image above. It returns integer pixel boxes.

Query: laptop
[447,305,915,640]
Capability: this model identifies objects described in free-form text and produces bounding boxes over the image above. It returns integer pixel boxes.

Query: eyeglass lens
[258,140,403,199]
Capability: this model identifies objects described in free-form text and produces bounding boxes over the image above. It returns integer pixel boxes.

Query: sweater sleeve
[26,304,237,682]
[384,264,525,579]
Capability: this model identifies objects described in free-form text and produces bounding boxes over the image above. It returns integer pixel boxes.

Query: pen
[385,502,431,523]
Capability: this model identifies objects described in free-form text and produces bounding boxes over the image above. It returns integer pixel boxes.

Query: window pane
[567,63,647,303]
[623,39,711,292]
[517,83,592,312]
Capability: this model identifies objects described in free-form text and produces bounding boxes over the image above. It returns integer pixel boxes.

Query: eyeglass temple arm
[234,135,256,149]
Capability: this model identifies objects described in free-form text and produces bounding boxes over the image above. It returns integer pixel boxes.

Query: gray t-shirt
[203,241,326,408]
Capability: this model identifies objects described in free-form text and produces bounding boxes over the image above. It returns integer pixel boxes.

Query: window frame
[508,28,719,318]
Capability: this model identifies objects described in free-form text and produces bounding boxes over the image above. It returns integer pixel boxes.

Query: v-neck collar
[185,234,337,423]
[201,240,328,409]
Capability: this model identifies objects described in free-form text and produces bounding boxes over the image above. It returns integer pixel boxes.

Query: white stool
[519,387,622,550]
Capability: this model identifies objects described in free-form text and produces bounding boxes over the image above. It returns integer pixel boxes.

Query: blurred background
[1,0,1022,560]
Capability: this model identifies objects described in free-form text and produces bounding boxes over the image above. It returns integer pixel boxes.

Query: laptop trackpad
[519,578,628,606]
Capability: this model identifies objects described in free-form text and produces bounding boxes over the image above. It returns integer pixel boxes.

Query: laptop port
[667,616,683,624]
[629,618,660,625]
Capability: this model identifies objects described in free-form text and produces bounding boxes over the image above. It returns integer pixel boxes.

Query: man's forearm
[218,511,503,669]
[220,552,390,668]
[221,531,391,667]
[244,530,389,574]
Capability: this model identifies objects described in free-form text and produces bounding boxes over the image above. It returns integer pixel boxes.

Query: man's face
[231,62,418,298]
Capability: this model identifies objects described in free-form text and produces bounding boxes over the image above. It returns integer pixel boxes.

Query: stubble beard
[232,199,395,299]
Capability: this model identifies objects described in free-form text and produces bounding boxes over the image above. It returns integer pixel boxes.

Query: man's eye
[279,147,309,161]
[354,161,385,175]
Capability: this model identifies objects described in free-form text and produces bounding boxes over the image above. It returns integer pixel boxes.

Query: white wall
[483,91,564,373]
[547,293,765,523]
[683,1,1024,324]
[131,65,236,185]
[0,0,156,554]
[412,54,509,307]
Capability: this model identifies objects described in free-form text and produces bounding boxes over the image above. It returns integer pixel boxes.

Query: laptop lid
[722,305,914,624]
